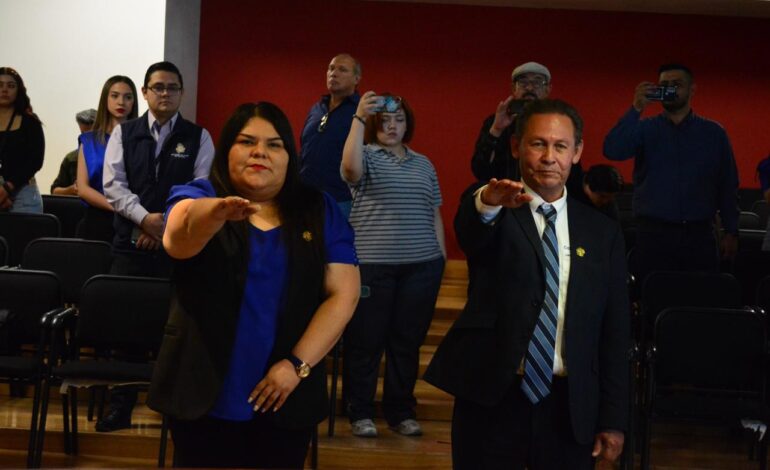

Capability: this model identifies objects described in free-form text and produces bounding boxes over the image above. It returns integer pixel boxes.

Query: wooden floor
[0,393,769,469]
[1,261,769,469]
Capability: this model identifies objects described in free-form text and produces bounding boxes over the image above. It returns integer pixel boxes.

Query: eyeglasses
[317,113,329,133]
[148,84,182,95]
[515,78,549,90]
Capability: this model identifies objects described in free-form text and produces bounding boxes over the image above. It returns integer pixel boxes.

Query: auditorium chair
[740,211,762,230]
[642,307,769,470]
[0,269,64,468]
[22,238,112,306]
[0,235,7,266]
[0,213,60,266]
[34,276,171,468]
[629,272,742,467]
[41,195,86,238]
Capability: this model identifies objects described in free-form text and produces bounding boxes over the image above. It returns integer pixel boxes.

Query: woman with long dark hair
[76,75,138,241]
[148,102,359,468]
[0,67,44,213]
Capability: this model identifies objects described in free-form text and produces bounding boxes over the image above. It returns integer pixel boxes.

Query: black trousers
[76,206,115,243]
[344,257,445,425]
[634,217,719,285]
[169,413,312,468]
[451,377,594,470]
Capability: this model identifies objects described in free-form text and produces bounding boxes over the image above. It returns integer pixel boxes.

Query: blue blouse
[166,179,357,421]
[79,131,109,196]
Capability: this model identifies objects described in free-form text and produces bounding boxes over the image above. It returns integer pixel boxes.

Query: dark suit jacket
[147,191,330,429]
[424,184,630,444]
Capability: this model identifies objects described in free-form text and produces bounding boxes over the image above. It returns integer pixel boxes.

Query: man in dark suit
[425,99,629,470]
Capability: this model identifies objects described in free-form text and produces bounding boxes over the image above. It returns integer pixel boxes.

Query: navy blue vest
[113,112,202,250]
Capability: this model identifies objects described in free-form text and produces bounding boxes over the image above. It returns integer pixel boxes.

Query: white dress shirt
[474,183,571,376]
[103,112,215,226]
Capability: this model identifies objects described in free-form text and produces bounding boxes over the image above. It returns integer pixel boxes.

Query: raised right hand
[212,196,260,222]
[633,81,655,112]
[356,90,380,118]
[490,96,515,137]
[480,178,533,208]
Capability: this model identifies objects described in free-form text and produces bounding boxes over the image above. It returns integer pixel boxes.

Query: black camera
[373,96,402,113]
[645,86,678,102]
[506,99,528,116]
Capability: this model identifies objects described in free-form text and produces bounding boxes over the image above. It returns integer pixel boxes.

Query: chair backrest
[22,238,113,304]
[75,275,171,352]
[751,199,769,229]
[0,269,61,348]
[641,271,742,332]
[733,251,770,305]
[0,236,7,267]
[0,213,60,266]
[41,195,86,238]
[738,229,766,253]
[654,307,766,392]
[739,211,761,230]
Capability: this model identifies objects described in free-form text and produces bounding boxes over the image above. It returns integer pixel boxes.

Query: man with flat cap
[471,61,551,182]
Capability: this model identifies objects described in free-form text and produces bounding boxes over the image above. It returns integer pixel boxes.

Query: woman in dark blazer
[148,102,360,469]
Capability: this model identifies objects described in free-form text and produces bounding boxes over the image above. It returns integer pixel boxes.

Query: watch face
[298,364,311,378]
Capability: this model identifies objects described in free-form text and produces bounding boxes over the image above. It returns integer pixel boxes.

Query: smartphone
[506,99,528,116]
[645,86,678,102]
[373,96,402,113]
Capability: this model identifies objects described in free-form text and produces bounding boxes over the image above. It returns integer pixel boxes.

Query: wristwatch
[287,354,311,378]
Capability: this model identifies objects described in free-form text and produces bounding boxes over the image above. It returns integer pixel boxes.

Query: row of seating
[0,235,170,468]
[624,270,770,470]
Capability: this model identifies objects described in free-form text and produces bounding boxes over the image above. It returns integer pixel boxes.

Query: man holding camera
[471,62,551,182]
[603,63,739,282]
[299,53,361,218]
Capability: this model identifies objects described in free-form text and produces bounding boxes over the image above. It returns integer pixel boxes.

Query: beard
[662,97,688,113]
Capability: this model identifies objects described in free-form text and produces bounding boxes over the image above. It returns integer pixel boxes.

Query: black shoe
[95,409,132,432]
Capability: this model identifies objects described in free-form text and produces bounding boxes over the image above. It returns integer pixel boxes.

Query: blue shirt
[603,107,739,233]
[79,131,109,198]
[299,93,360,203]
[165,179,358,421]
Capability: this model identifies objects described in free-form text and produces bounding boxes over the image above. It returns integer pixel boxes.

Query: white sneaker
[390,418,423,436]
[351,418,378,437]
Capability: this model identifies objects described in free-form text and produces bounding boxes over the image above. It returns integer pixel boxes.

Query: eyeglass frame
[513,77,549,90]
[146,84,183,96]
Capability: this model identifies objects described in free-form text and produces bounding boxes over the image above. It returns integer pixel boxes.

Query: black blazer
[148,193,329,429]
[424,184,630,444]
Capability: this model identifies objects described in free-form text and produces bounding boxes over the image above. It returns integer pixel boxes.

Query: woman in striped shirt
[341,91,446,438]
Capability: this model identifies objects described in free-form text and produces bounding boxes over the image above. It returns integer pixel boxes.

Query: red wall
[197,0,770,259]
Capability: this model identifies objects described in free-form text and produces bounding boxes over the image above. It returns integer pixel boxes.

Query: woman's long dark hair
[0,67,40,122]
[210,102,326,264]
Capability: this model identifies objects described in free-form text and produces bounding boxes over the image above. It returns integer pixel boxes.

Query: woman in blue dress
[148,102,360,468]
[76,75,138,242]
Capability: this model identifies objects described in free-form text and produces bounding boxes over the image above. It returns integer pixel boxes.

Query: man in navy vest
[100,61,214,431]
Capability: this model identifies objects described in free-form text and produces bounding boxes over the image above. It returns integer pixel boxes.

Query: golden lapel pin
[576,247,586,257]
[302,231,313,242]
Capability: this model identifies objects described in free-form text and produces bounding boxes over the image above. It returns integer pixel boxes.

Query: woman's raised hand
[357,90,380,118]
[213,196,259,221]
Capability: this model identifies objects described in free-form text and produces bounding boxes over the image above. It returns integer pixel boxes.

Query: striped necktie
[521,203,559,404]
